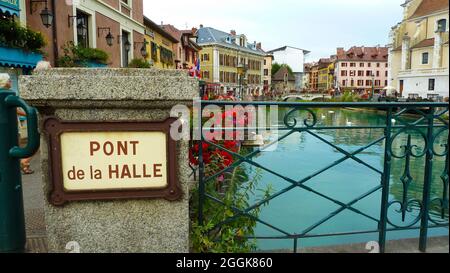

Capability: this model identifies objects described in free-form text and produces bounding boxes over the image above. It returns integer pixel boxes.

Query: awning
[0,0,20,17]
[0,46,43,69]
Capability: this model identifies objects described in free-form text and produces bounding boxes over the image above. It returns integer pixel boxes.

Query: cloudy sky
[143,0,405,61]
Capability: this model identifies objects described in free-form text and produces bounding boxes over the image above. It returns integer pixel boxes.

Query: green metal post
[378,107,393,253]
[0,90,40,253]
[419,108,435,252]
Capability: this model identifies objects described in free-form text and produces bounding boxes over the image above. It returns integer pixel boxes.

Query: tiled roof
[196,27,266,56]
[161,24,202,50]
[411,38,435,49]
[336,46,388,62]
[272,66,296,82]
[144,17,179,43]
[409,0,449,19]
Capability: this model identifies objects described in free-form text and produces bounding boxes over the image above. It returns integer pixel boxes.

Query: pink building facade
[334,46,389,95]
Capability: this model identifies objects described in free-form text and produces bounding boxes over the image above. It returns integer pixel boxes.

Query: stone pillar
[19,68,197,253]
[433,32,442,69]
[401,35,411,71]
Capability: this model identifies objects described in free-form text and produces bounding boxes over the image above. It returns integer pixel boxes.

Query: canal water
[241,108,449,251]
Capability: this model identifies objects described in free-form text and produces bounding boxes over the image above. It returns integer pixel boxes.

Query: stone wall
[19,68,197,253]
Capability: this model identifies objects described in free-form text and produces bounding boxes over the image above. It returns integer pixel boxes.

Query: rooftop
[336,46,388,62]
[196,27,266,56]
[409,0,449,20]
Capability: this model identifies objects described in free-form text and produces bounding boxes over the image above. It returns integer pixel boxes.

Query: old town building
[267,46,310,91]
[196,26,265,98]
[161,24,202,70]
[26,0,146,67]
[309,63,320,92]
[272,66,296,94]
[388,0,448,100]
[262,48,273,94]
[334,46,389,95]
[317,57,336,93]
[143,17,178,69]
[1,0,42,93]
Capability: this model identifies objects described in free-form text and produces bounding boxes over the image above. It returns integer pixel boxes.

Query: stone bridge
[282,94,332,101]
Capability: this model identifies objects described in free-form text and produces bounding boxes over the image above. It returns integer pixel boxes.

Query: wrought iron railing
[195,101,449,253]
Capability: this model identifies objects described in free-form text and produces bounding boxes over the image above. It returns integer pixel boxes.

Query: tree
[272,63,294,76]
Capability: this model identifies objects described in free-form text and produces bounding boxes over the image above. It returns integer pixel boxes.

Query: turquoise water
[241,108,448,251]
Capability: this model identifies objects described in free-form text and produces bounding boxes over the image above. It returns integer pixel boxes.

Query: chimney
[230,30,236,36]
[200,24,204,28]
[256,42,262,50]
[191,27,198,34]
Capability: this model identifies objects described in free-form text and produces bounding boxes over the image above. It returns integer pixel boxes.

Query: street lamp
[237,63,247,100]
[134,40,149,57]
[30,0,54,28]
[98,27,115,47]
[371,72,375,100]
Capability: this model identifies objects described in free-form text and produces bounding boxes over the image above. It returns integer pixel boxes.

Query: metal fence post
[378,107,393,253]
[419,107,435,252]
[198,99,205,226]
[0,90,40,253]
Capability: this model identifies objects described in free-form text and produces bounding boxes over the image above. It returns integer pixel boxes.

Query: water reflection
[249,108,448,249]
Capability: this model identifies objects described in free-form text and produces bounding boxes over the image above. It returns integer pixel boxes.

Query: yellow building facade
[196,27,265,98]
[143,17,178,69]
[388,0,448,99]
[317,59,335,92]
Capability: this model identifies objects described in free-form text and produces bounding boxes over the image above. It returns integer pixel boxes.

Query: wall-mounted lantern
[134,40,149,57]
[98,27,114,47]
[30,0,54,28]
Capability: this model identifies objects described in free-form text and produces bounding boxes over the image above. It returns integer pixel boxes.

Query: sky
[143,0,405,62]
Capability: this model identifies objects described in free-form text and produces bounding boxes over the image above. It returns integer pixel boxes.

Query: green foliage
[0,19,46,53]
[128,58,151,68]
[190,148,274,253]
[272,62,294,76]
[331,91,363,102]
[57,42,109,67]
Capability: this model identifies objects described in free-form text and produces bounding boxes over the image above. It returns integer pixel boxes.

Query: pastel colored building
[334,46,389,94]
[26,0,146,67]
[161,24,202,70]
[267,46,310,91]
[388,0,449,100]
[196,26,266,98]
[143,17,178,69]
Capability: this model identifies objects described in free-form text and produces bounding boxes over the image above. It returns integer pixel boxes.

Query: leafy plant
[0,19,46,53]
[57,42,109,67]
[272,62,294,76]
[128,58,151,68]
[189,142,274,253]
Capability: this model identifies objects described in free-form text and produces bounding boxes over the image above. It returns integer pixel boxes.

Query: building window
[428,79,435,91]
[366,80,371,86]
[368,63,371,67]
[351,80,354,87]
[264,59,267,65]
[357,80,364,86]
[350,63,356,67]
[264,69,269,76]
[376,71,380,77]
[375,80,380,86]
[422,52,429,64]
[341,70,347,76]
[385,71,388,77]
[437,19,447,32]
[377,63,380,68]
[366,71,372,77]
[358,71,364,76]
[76,10,89,48]
[342,80,347,86]
[341,63,347,67]
[349,70,356,77]
[385,80,388,86]
[359,63,364,67]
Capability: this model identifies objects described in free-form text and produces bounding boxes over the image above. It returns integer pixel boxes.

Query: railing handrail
[200,100,449,108]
